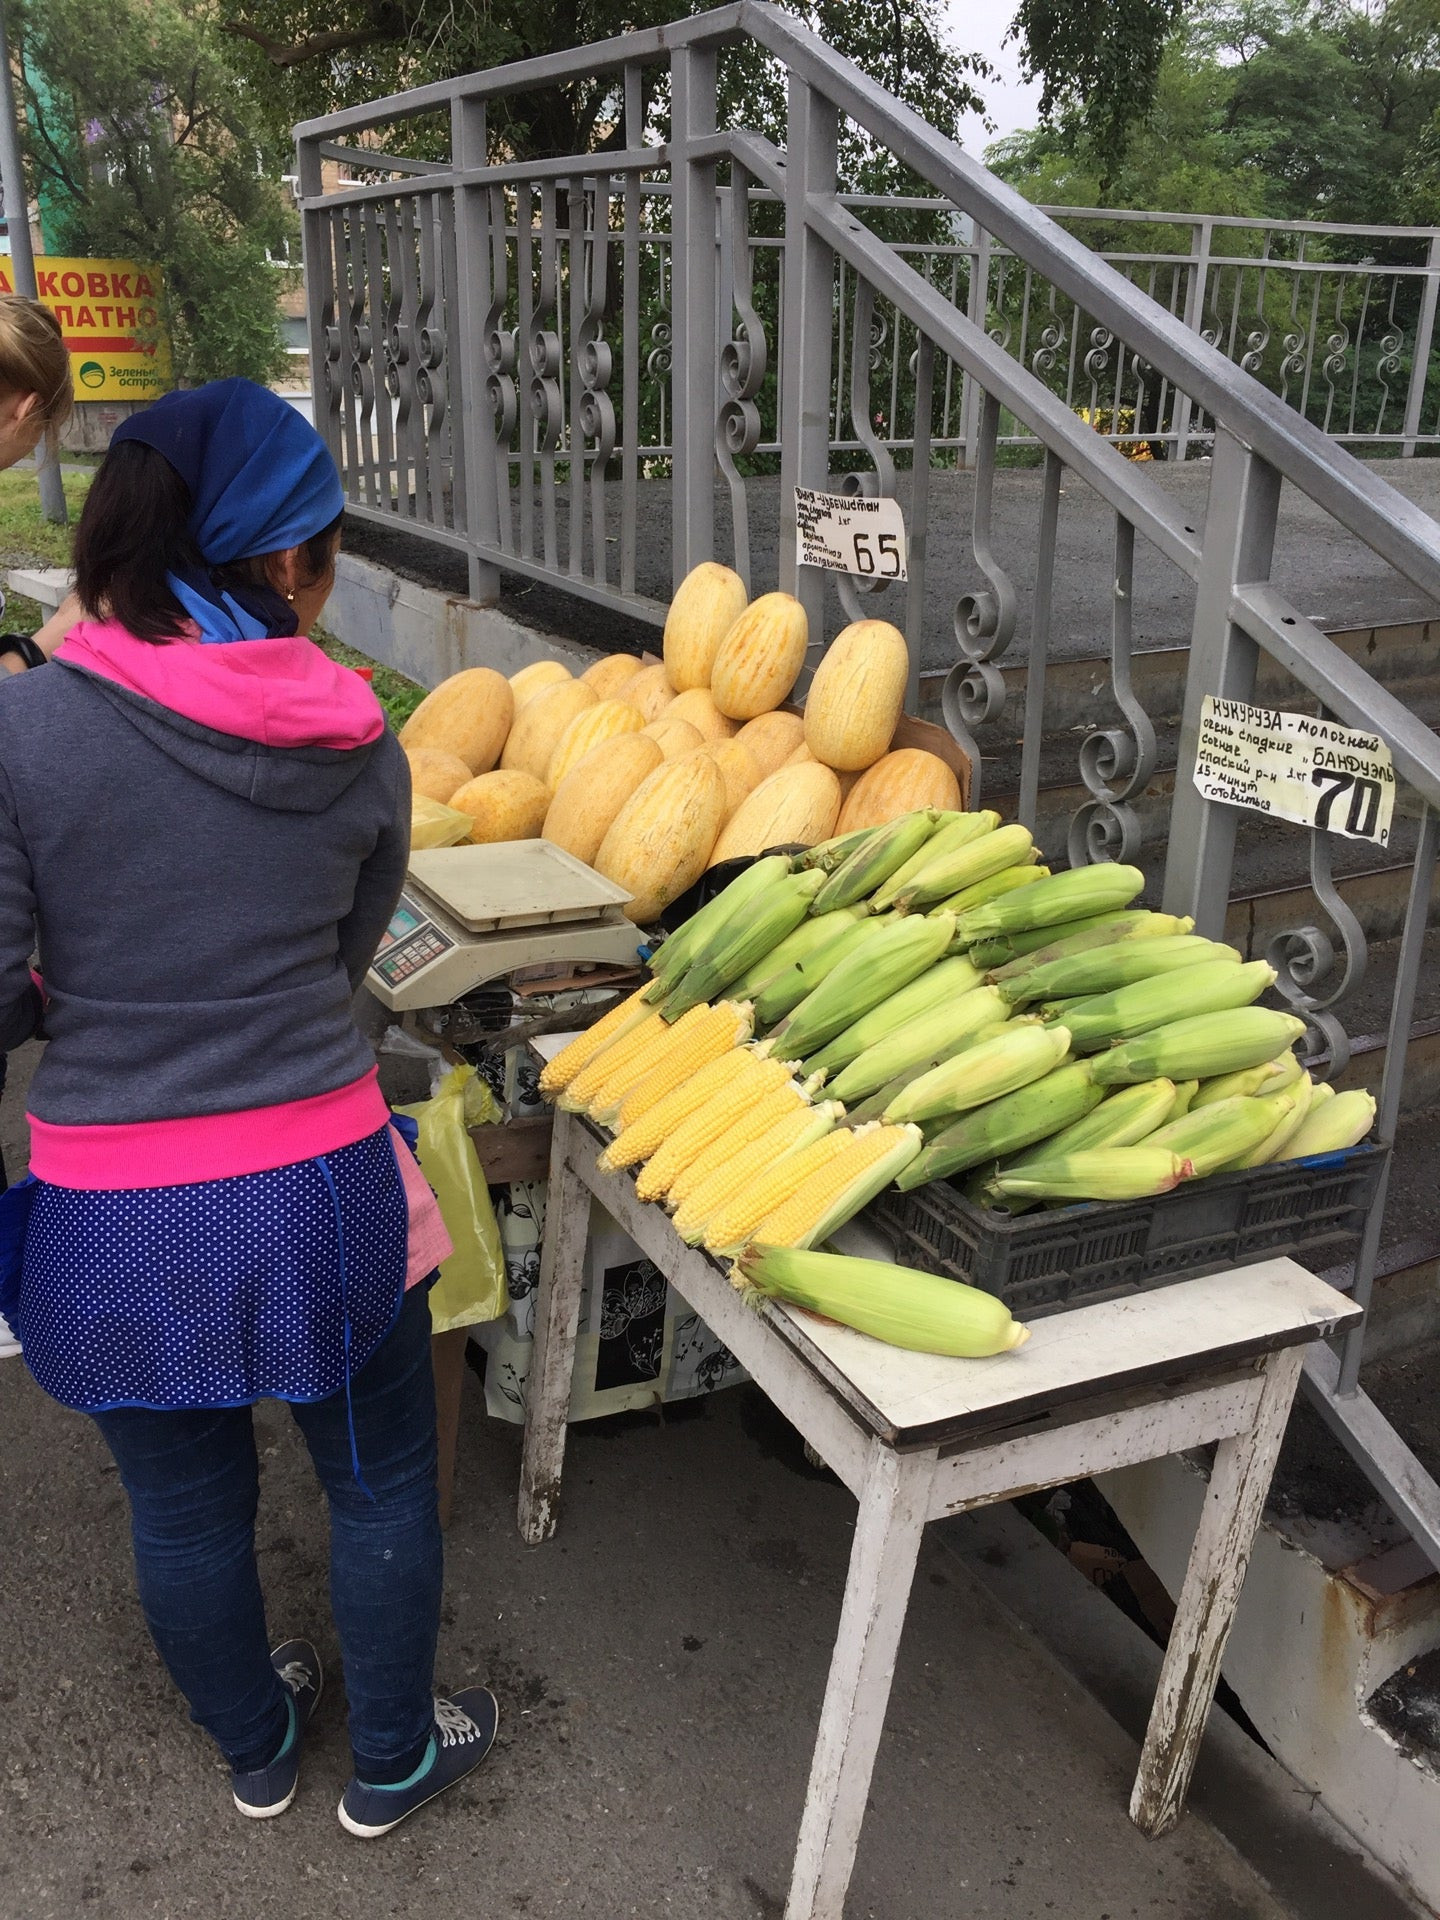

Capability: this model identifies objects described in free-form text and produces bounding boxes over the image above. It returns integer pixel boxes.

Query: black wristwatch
[0,635,47,670]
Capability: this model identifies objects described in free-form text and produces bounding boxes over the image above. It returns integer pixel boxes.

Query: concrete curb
[329,553,597,689]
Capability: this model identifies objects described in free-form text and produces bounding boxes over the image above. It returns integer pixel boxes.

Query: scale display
[371,893,454,989]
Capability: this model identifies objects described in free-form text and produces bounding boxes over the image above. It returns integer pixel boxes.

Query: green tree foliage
[14,0,294,384]
[1010,0,1187,190]
[993,0,1440,226]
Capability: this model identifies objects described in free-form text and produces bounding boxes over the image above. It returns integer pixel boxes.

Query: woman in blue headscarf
[0,380,497,1837]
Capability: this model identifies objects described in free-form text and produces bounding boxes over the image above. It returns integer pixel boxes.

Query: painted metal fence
[297,1,1440,1568]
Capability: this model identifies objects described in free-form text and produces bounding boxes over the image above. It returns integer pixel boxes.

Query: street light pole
[0,2,66,525]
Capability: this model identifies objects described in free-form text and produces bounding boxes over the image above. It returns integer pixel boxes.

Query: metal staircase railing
[296,0,1440,1568]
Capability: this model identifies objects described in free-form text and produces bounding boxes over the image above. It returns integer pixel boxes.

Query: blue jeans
[91,1283,443,1782]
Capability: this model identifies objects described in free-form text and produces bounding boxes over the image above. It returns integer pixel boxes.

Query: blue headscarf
[111,379,346,644]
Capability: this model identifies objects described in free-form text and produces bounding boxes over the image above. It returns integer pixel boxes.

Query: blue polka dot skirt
[16,1126,409,1414]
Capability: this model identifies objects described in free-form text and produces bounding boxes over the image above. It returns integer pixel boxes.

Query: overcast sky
[945,0,1045,155]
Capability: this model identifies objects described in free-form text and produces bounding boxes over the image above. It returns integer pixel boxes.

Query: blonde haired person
[0,293,79,675]
[0,295,77,1355]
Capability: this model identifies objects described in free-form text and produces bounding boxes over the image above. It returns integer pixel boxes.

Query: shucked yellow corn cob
[558,1007,669,1112]
[667,1087,830,1211]
[538,987,653,1098]
[592,1001,752,1126]
[671,1104,843,1242]
[747,1122,923,1250]
[599,1045,768,1172]
[703,1131,853,1255]
[634,1060,802,1201]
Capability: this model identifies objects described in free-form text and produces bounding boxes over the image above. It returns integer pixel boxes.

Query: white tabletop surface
[766,1258,1359,1441]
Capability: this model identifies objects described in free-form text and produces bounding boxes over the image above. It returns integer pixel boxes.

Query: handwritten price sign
[794,487,908,582]
[1193,696,1396,848]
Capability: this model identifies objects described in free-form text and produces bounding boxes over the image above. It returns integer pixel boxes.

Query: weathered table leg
[1130,1344,1305,1837]
[431,1326,469,1531]
[518,1110,591,1545]
[785,1442,936,1920]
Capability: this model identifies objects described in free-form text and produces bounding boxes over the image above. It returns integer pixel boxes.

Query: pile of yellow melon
[399,563,962,924]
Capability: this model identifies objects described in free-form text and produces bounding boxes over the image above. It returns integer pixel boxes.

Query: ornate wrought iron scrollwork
[1321,323,1350,384]
[1083,324,1114,384]
[1031,313,1066,379]
[1239,323,1271,376]
[528,189,564,456]
[1067,516,1156,866]
[481,185,518,449]
[1264,728,1367,1076]
[835,276,900,627]
[715,163,767,584]
[646,313,672,381]
[942,387,1018,805]
[577,185,616,467]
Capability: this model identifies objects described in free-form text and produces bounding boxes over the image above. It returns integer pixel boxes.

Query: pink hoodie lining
[28,1069,392,1190]
[56,617,384,751]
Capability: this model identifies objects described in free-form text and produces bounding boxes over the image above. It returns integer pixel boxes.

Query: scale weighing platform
[367,840,643,1012]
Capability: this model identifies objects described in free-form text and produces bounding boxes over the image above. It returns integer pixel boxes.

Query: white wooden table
[519,1106,1360,1920]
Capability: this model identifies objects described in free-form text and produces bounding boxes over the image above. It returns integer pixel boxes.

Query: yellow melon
[803,619,909,770]
[836,747,962,833]
[707,761,841,866]
[543,734,665,867]
[581,652,642,700]
[404,746,472,805]
[595,753,728,924]
[508,658,573,709]
[662,562,749,691]
[545,699,644,791]
[710,592,809,719]
[641,715,705,761]
[704,736,763,817]
[398,667,514,774]
[735,709,807,780]
[666,687,738,742]
[449,770,551,844]
[499,678,598,783]
[619,662,678,723]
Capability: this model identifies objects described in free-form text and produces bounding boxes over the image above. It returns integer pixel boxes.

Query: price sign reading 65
[794,487,909,583]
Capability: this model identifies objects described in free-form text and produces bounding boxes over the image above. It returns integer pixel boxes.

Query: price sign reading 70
[1311,766,1386,840]
[1192,695,1396,849]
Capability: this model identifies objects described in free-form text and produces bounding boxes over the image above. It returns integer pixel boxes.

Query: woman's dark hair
[73,440,343,642]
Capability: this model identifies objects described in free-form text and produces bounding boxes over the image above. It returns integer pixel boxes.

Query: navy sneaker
[337,1687,499,1838]
[231,1639,324,1819]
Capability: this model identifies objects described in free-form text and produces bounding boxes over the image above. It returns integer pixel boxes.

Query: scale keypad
[371,922,453,986]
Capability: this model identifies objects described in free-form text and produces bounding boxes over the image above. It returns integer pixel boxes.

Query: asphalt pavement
[342,456,1440,672]
[0,1035,1342,1920]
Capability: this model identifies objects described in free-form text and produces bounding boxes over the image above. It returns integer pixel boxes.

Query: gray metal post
[452,95,502,606]
[297,135,340,479]
[1161,428,1281,934]
[1172,218,1212,465]
[1401,232,1440,459]
[0,3,66,525]
[669,45,719,588]
[956,224,990,470]
[777,74,837,658]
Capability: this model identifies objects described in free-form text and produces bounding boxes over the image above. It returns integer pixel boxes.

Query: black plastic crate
[864,1142,1386,1319]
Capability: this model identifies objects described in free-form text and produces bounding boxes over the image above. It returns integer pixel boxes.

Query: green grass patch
[314,625,427,732]
[0,470,91,568]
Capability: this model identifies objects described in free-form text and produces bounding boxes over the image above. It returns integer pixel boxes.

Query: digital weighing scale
[366,840,643,1013]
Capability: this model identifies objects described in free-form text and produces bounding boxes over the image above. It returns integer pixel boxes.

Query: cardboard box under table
[520,1102,1358,1920]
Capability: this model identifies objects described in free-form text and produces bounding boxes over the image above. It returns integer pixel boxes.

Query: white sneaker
[0,1311,20,1359]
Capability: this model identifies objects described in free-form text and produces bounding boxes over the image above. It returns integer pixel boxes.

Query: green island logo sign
[78,361,105,390]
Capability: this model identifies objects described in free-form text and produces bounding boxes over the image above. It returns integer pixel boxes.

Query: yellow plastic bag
[411,795,473,849]
[396,1063,508,1330]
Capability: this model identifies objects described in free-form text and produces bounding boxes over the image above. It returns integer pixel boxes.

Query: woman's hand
[0,589,82,673]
